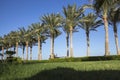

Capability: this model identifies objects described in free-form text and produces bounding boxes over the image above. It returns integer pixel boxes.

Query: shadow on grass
[23,67,120,80]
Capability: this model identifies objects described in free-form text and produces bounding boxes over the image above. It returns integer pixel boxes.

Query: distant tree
[79,13,103,56]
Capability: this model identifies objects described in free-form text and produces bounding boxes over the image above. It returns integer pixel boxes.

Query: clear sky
[0,0,120,60]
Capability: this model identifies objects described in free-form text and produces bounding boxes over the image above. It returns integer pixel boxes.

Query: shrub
[6,51,16,57]
[42,55,120,63]
[6,57,23,64]
[12,57,23,64]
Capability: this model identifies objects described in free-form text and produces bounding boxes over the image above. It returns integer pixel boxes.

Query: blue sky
[0,0,120,60]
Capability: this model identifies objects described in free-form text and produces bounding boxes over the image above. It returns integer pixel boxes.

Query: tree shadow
[22,67,120,80]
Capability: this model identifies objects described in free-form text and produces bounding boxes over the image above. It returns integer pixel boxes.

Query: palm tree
[93,0,117,56]
[24,29,31,60]
[29,38,36,60]
[29,23,47,60]
[79,13,103,56]
[62,23,78,57]
[109,7,120,55]
[63,4,83,57]
[41,13,62,59]
[1,35,11,58]
[19,27,28,60]
[27,28,37,60]
[9,31,20,57]
[62,24,70,57]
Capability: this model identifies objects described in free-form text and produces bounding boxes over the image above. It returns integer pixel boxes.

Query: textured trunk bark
[16,42,18,57]
[38,36,40,60]
[113,23,120,55]
[103,14,109,56]
[66,33,69,57]
[2,46,4,59]
[40,41,42,60]
[70,26,73,57]
[26,41,29,60]
[30,46,32,60]
[50,34,54,59]
[86,31,90,56]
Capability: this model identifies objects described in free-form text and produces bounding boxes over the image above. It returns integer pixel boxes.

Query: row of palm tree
[0,0,120,60]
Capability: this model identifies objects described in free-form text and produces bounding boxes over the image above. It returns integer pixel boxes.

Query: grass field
[0,60,120,80]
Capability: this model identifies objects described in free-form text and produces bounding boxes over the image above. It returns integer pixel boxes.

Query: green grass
[0,60,120,80]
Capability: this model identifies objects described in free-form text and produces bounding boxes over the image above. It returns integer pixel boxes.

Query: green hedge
[1,55,120,64]
[43,55,120,63]
[5,57,23,64]
[12,55,120,64]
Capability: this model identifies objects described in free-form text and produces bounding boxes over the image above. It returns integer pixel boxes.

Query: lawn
[0,60,120,80]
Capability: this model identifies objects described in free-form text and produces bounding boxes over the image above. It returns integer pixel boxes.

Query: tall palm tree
[27,27,37,60]
[29,37,36,60]
[62,24,70,57]
[109,7,120,55]
[1,35,11,58]
[79,13,103,56]
[62,23,79,57]
[19,27,28,60]
[9,31,20,57]
[24,29,31,60]
[63,4,84,57]
[41,13,62,59]
[93,0,117,56]
[29,23,47,60]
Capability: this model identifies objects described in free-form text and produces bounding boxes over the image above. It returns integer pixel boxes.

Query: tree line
[0,0,120,60]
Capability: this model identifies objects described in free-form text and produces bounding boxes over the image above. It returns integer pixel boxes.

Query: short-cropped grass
[0,60,120,80]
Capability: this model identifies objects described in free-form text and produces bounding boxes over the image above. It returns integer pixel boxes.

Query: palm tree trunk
[38,36,40,60]
[30,46,32,60]
[70,26,73,57]
[22,46,25,60]
[16,42,18,57]
[113,23,120,55]
[86,31,90,56]
[103,14,109,56]
[2,46,4,59]
[66,33,69,57]
[50,34,54,59]
[38,36,42,60]
[26,41,29,60]
[40,40,42,60]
